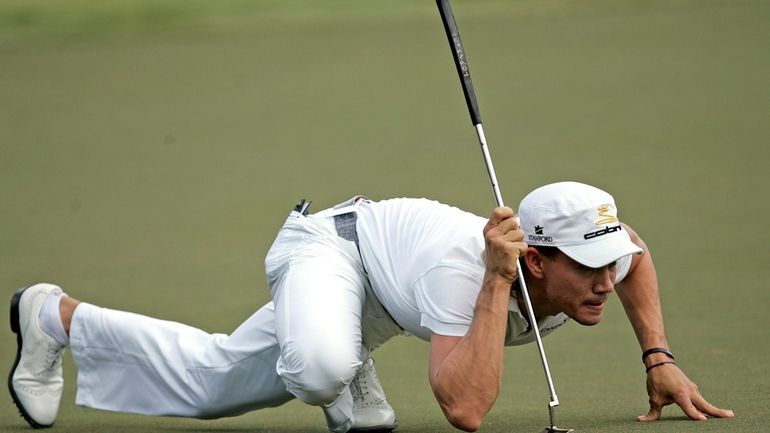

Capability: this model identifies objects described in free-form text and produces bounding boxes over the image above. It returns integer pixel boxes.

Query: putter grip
[436,0,482,125]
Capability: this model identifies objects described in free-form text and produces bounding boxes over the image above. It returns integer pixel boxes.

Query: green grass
[2,1,769,432]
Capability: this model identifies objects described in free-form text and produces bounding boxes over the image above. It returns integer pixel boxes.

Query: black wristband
[646,361,676,373]
[642,347,674,363]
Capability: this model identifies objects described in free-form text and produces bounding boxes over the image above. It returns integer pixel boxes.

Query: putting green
[2,1,768,432]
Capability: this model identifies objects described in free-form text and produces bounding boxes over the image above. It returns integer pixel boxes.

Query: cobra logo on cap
[595,205,618,225]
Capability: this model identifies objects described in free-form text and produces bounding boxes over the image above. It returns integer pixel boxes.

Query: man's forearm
[429,206,525,431]
[616,231,669,354]
[430,273,511,431]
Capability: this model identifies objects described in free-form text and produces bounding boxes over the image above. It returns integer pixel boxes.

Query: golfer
[9,181,733,432]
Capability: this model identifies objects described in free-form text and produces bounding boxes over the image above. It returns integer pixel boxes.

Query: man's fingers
[484,207,525,248]
[693,393,735,419]
[636,405,662,422]
[673,394,707,421]
[501,242,528,264]
[482,206,528,281]
[638,395,734,422]
[492,214,520,236]
[487,206,515,226]
[501,227,525,242]
[640,366,733,422]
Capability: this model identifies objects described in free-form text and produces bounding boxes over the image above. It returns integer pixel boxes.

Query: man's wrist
[484,271,517,287]
[643,352,673,368]
[642,347,675,368]
[645,360,676,373]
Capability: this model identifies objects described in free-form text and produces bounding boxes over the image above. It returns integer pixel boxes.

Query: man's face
[541,251,617,326]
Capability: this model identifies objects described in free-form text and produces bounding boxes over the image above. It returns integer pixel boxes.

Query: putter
[435,1,574,432]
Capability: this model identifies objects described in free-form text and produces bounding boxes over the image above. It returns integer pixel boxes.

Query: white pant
[70,205,402,429]
[71,302,292,418]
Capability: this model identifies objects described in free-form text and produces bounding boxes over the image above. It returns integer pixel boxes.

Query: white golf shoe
[349,357,397,432]
[8,283,66,428]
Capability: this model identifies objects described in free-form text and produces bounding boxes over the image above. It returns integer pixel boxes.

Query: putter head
[540,428,574,433]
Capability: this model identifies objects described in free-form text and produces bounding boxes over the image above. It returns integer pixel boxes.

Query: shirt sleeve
[412,265,481,337]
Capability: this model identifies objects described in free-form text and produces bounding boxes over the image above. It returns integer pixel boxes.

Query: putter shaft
[437,1,571,431]
[476,123,561,409]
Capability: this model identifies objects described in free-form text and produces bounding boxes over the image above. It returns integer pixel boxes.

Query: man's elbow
[444,406,485,432]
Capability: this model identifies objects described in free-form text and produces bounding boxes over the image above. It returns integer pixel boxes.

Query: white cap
[518,181,643,268]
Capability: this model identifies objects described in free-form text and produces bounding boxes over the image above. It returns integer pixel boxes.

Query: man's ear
[524,247,546,279]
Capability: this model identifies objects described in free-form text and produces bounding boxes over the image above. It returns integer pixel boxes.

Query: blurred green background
[1,1,769,432]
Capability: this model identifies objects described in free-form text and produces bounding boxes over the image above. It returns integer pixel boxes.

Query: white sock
[38,289,70,346]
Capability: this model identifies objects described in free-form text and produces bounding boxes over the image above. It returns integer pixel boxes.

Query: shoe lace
[351,359,384,407]
[43,344,64,372]
[350,369,367,402]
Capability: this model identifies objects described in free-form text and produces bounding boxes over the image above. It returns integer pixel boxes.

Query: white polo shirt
[355,198,632,345]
